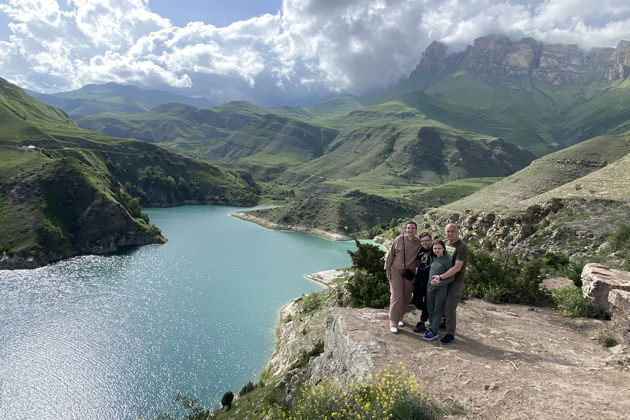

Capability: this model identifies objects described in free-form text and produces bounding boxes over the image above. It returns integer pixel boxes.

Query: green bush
[347,240,386,277]
[551,286,611,319]
[346,270,390,308]
[345,241,390,308]
[301,292,324,313]
[220,391,234,410]
[597,333,618,348]
[464,250,565,306]
[293,340,325,369]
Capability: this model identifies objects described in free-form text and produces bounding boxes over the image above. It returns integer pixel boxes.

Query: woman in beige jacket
[384,221,423,334]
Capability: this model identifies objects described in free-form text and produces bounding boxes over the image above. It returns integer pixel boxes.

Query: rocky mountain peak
[414,34,629,85]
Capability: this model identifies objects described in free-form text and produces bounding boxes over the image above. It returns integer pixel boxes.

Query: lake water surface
[0,206,355,419]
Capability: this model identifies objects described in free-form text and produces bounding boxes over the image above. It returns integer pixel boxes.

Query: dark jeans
[412,275,429,324]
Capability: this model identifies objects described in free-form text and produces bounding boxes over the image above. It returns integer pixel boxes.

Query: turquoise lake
[0,206,356,419]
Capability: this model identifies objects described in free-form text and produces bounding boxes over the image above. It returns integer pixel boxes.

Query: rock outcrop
[581,263,630,310]
[609,290,630,339]
[308,308,379,386]
[305,300,630,419]
[581,263,630,339]
[414,34,629,85]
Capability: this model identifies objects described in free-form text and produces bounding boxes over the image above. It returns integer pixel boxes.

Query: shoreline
[232,211,353,241]
[304,268,348,288]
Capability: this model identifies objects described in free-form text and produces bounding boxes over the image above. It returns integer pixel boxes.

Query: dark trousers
[444,278,464,335]
[412,273,429,324]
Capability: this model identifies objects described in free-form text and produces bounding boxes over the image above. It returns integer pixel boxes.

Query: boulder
[308,307,379,386]
[609,290,630,339]
[581,263,630,311]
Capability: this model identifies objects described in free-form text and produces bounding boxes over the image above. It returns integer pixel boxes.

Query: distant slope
[365,72,630,155]
[277,105,535,189]
[28,82,213,118]
[444,131,630,211]
[0,77,258,268]
[275,95,364,120]
[77,101,339,179]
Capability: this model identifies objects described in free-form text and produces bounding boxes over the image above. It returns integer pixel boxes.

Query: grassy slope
[365,71,630,156]
[278,102,534,191]
[444,131,630,211]
[77,101,339,179]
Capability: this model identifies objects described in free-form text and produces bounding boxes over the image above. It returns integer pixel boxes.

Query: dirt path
[337,299,629,419]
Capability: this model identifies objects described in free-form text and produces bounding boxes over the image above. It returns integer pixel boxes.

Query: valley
[2,34,630,270]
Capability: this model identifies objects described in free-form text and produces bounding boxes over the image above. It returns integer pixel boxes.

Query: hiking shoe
[440,334,455,344]
[423,329,438,341]
[398,321,404,327]
[390,327,398,334]
[413,323,426,333]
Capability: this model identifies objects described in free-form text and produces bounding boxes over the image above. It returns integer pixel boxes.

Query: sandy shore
[304,269,348,287]
[232,211,352,241]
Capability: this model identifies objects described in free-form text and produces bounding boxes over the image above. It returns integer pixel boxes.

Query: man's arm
[432,260,464,281]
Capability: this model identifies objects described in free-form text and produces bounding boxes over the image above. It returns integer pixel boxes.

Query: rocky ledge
[266,269,630,419]
[307,302,629,419]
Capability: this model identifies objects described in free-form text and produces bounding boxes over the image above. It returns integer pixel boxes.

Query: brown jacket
[384,234,423,276]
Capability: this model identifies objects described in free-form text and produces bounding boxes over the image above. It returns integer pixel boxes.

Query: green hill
[275,95,364,120]
[28,82,212,118]
[365,71,630,156]
[77,101,339,179]
[443,131,630,212]
[0,78,258,268]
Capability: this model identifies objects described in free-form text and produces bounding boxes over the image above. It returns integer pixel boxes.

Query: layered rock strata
[414,34,629,85]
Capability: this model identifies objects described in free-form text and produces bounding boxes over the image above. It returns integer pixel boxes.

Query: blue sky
[148,0,281,28]
[1,0,630,107]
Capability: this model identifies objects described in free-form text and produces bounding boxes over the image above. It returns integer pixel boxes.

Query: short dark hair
[418,231,432,239]
[405,221,417,228]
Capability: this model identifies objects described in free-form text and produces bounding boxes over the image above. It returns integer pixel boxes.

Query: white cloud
[0,0,630,106]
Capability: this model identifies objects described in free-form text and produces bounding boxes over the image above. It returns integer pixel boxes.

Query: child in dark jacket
[423,239,454,341]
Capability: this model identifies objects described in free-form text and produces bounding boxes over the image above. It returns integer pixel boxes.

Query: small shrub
[551,286,611,319]
[239,381,256,397]
[293,340,325,369]
[301,292,323,313]
[597,333,618,348]
[220,391,234,410]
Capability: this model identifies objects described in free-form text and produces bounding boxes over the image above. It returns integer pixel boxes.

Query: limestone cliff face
[414,34,628,84]
[308,308,377,386]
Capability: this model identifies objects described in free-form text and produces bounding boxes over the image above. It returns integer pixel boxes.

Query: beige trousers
[388,268,414,327]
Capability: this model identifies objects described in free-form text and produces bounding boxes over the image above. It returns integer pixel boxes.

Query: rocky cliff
[413,34,629,85]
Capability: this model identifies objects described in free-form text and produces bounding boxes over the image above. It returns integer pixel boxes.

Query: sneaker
[423,329,438,341]
[398,321,404,327]
[440,334,455,344]
[413,323,426,333]
[390,327,398,334]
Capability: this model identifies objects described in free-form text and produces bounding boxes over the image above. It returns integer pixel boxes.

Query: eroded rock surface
[582,263,630,310]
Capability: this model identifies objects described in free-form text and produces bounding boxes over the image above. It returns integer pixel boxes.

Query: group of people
[383,221,468,344]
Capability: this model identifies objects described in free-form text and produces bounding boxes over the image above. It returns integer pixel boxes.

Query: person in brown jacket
[384,221,423,334]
